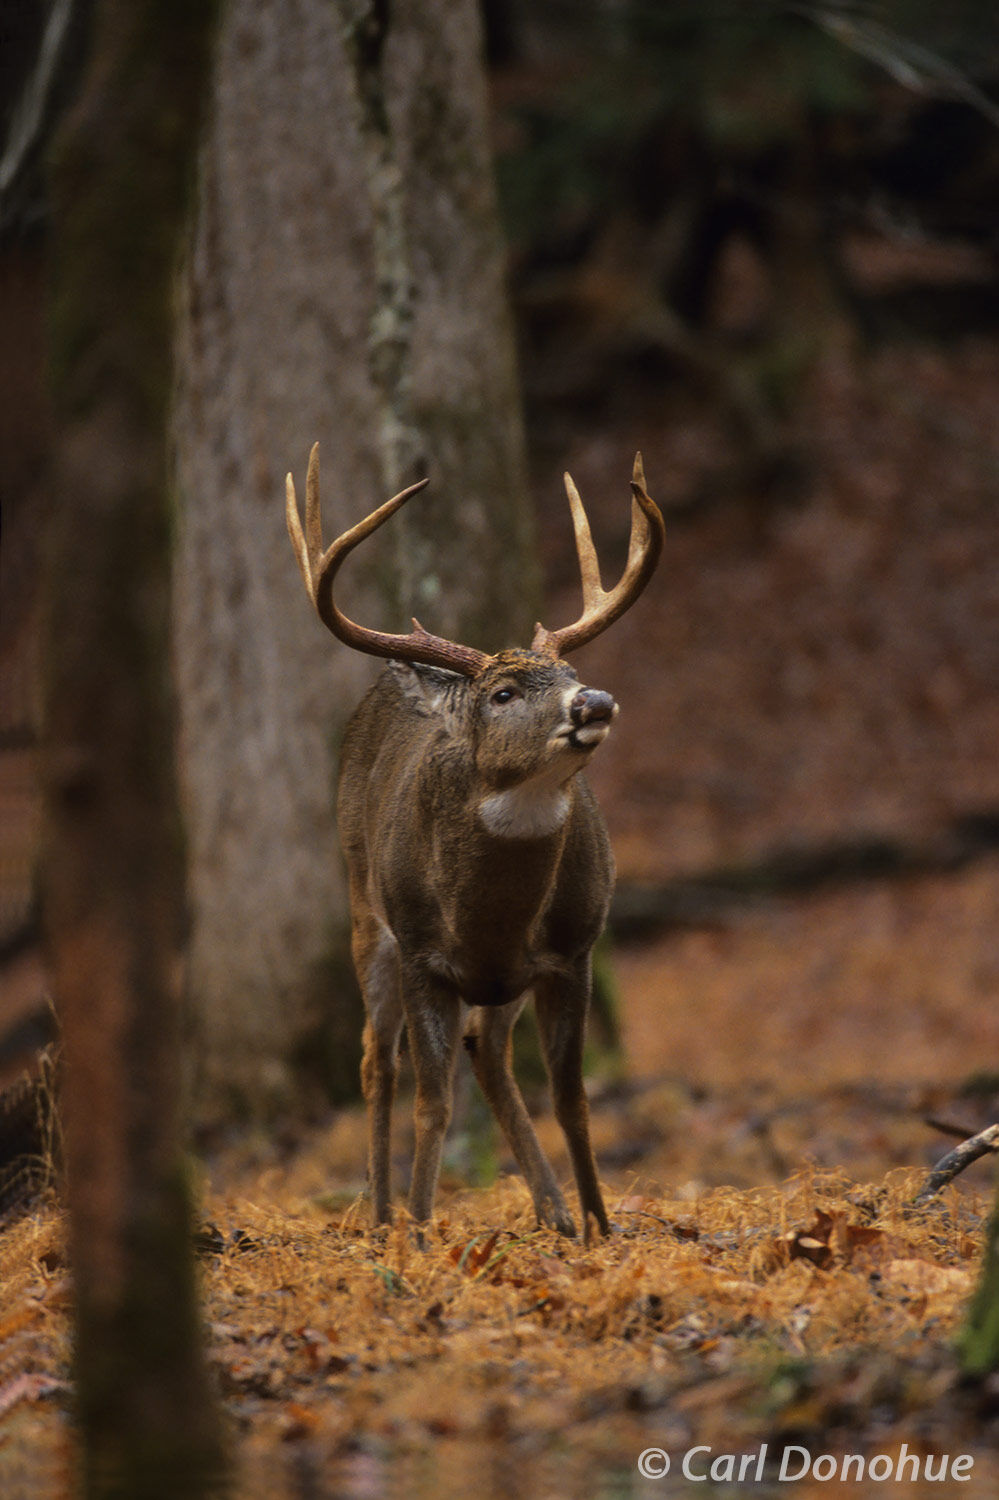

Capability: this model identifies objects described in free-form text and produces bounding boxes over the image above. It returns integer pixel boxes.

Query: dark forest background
[3,0,998,1090]
[2,0,998,1136]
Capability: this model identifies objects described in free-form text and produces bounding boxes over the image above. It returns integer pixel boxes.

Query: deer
[285,444,664,1240]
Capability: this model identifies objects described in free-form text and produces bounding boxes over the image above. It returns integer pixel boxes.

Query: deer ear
[388,660,463,727]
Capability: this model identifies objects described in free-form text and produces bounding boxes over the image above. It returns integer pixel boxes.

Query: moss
[959,1173,999,1377]
[445,1084,500,1188]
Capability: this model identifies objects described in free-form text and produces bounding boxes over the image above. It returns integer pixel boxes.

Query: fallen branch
[923,1116,982,1142]
[912,1123,999,1207]
[609,811,999,942]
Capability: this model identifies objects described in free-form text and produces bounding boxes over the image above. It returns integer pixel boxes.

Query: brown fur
[287,451,664,1237]
[338,652,615,1237]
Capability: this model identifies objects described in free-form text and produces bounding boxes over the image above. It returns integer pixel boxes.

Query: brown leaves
[447,1229,502,1276]
[0,1371,68,1419]
[295,1327,353,1376]
[3,1155,988,1494]
[780,1208,892,1270]
[775,1207,975,1325]
[447,1229,543,1283]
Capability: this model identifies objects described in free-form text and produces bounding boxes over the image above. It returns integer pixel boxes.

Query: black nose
[570,688,616,725]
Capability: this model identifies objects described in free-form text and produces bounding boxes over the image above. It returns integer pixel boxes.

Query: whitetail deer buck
[286,445,664,1238]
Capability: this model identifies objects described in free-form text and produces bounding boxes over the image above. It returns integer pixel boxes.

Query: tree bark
[960,1170,999,1377]
[173,0,534,1118]
[44,2,225,1494]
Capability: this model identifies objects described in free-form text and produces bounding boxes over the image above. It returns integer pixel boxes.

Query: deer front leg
[403,973,463,1228]
[535,963,610,1239]
[355,920,404,1226]
[464,1000,577,1238]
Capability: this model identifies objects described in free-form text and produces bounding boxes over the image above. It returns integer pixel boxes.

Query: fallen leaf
[280,1401,320,1441]
[449,1230,501,1275]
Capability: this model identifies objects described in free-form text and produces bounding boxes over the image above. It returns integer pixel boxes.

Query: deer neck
[436,799,571,1002]
[476,764,574,841]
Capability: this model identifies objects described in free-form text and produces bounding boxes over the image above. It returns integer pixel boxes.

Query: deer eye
[491,686,521,705]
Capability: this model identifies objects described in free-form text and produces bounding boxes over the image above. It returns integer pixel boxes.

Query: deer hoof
[541,1206,577,1238]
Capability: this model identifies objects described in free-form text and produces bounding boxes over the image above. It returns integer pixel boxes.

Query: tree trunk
[960,1172,999,1376]
[44,2,225,1495]
[173,0,534,1119]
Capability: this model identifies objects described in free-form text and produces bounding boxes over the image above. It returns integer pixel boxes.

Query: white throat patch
[477,781,570,840]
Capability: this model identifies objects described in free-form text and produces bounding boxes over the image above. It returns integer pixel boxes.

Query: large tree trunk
[43,2,225,1494]
[173,0,535,1118]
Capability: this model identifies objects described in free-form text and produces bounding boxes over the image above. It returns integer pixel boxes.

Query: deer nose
[570,688,617,726]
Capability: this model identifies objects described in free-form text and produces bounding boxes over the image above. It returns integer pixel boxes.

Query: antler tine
[285,444,490,678]
[624,449,664,592]
[563,470,603,603]
[304,439,324,573]
[285,468,315,604]
[532,452,665,658]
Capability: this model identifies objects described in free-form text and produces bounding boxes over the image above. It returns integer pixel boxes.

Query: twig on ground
[912,1123,999,1207]
[924,1116,984,1141]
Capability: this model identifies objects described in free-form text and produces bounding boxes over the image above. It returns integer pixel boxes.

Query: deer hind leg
[535,966,610,1239]
[354,918,403,1226]
[464,999,576,1238]
[403,975,463,1229]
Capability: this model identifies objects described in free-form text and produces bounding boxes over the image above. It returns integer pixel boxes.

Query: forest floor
[3,302,999,1494]
[3,853,998,1497]
[2,1069,997,1497]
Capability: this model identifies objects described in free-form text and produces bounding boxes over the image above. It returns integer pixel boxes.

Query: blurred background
[2,0,999,1197]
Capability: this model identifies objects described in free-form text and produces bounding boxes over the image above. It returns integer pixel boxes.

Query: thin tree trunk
[44,2,225,1494]
[173,0,535,1119]
[960,1172,999,1376]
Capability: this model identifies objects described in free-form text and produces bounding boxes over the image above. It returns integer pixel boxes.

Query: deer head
[285,445,664,1240]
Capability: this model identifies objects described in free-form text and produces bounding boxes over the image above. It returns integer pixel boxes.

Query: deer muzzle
[567,688,618,748]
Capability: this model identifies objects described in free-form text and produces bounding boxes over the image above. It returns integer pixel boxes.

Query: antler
[531,452,665,658]
[286,444,490,677]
